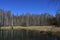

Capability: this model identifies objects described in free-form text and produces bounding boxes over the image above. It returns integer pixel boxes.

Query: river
[0,29,59,40]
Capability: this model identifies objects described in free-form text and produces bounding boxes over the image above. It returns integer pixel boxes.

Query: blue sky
[0,0,60,15]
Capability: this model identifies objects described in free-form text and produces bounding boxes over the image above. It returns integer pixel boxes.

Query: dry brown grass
[0,26,60,32]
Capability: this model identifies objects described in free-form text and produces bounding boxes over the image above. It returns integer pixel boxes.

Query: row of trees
[0,9,60,27]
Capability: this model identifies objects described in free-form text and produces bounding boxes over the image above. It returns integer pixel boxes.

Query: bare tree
[25,13,30,27]
[0,9,4,26]
[6,11,11,26]
[20,13,25,26]
[12,14,14,26]
[56,12,60,26]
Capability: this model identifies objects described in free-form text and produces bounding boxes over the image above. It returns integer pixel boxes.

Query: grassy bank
[0,26,60,32]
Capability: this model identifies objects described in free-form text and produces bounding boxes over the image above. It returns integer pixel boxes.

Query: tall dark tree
[0,9,4,26]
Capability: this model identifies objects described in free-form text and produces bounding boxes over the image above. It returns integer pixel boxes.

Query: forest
[0,9,60,27]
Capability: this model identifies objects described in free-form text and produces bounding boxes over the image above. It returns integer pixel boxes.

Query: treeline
[0,9,60,27]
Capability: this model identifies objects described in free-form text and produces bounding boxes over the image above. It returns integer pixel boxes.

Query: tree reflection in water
[0,30,59,40]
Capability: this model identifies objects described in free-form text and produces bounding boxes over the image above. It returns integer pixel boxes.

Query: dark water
[0,29,59,40]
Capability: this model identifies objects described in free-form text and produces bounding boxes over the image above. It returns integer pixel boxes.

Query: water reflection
[0,30,59,40]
